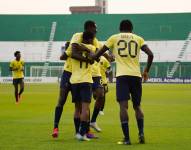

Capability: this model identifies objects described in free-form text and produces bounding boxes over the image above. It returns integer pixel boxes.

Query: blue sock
[121,121,130,140]
[137,118,144,135]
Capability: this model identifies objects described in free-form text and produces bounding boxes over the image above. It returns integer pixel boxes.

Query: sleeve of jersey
[65,46,72,57]
[105,36,114,49]
[106,60,111,68]
[93,38,101,49]
[10,61,13,67]
[70,33,80,44]
[91,45,97,53]
[22,60,25,66]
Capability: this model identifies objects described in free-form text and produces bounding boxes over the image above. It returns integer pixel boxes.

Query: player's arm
[91,35,114,61]
[141,45,154,82]
[9,67,17,71]
[103,53,115,62]
[60,52,68,60]
[72,43,93,54]
[9,62,18,71]
[71,43,94,64]
[91,45,110,61]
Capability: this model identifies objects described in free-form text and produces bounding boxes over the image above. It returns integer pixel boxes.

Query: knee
[21,87,24,91]
[120,104,128,114]
[134,106,144,118]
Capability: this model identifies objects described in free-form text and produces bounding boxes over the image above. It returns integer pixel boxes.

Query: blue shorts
[116,75,142,107]
[71,83,92,103]
[60,70,72,90]
[92,77,103,91]
[13,78,24,85]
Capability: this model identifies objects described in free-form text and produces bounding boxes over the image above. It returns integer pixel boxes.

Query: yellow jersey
[100,56,110,84]
[10,59,24,79]
[105,33,145,77]
[63,45,72,72]
[70,44,96,84]
[91,61,101,77]
[70,32,101,77]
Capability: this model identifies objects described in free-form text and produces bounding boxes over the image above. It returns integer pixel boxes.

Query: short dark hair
[119,20,133,32]
[14,51,20,57]
[82,31,94,41]
[84,20,96,30]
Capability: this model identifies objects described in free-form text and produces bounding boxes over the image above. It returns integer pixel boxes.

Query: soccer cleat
[76,133,90,141]
[90,122,102,132]
[99,111,104,116]
[139,134,145,144]
[52,128,59,138]
[117,138,131,145]
[86,131,98,139]
[15,101,19,105]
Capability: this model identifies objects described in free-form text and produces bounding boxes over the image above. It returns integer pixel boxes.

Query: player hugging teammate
[52,19,153,144]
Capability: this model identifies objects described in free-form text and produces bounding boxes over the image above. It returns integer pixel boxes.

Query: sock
[137,118,144,135]
[121,121,130,140]
[19,88,24,96]
[54,106,63,128]
[74,118,80,133]
[100,95,105,111]
[86,121,90,133]
[79,121,88,136]
[91,107,100,123]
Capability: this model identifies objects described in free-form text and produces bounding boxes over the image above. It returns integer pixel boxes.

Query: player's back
[105,32,145,77]
[70,43,96,84]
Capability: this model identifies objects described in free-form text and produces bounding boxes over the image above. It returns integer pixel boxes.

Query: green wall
[0,13,191,41]
[1,62,191,78]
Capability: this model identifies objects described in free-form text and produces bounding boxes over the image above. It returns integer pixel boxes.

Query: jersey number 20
[117,40,138,58]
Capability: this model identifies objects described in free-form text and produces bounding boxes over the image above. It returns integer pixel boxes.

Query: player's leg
[116,76,131,145]
[52,71,71,138]
[74,102,81,135]
[130,77,145,144]
[90,77,104,132]
[86,109,98,139]
[77,83,92,141]
[79,102,90,138]
[13,79,19,104]
[18,78,24,99]
[100,84,108,115]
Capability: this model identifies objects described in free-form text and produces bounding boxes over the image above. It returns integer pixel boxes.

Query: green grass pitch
[0,83,191,150]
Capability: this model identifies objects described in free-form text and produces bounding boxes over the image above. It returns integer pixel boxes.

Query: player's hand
[142,70,149,82]
[88,52,95,60]
[109,54,115,62]
[87,58,94,65]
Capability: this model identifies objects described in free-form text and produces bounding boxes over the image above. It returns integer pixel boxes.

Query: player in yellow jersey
[99,56,111,115]
[52,41,72,138]
[71,31,96,141]
[9,51,24,104]
[70,20,101,139]
[91,20,154,145]
[52,21,100,139]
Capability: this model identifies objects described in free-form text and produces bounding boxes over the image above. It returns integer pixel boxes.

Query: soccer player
[99,56,111,115]
[10,51,25,104]
[70,31,96,141]
[89,57,104,132]
[91,20,154,145]
[70,20,101,138]
[52,41,71,138]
